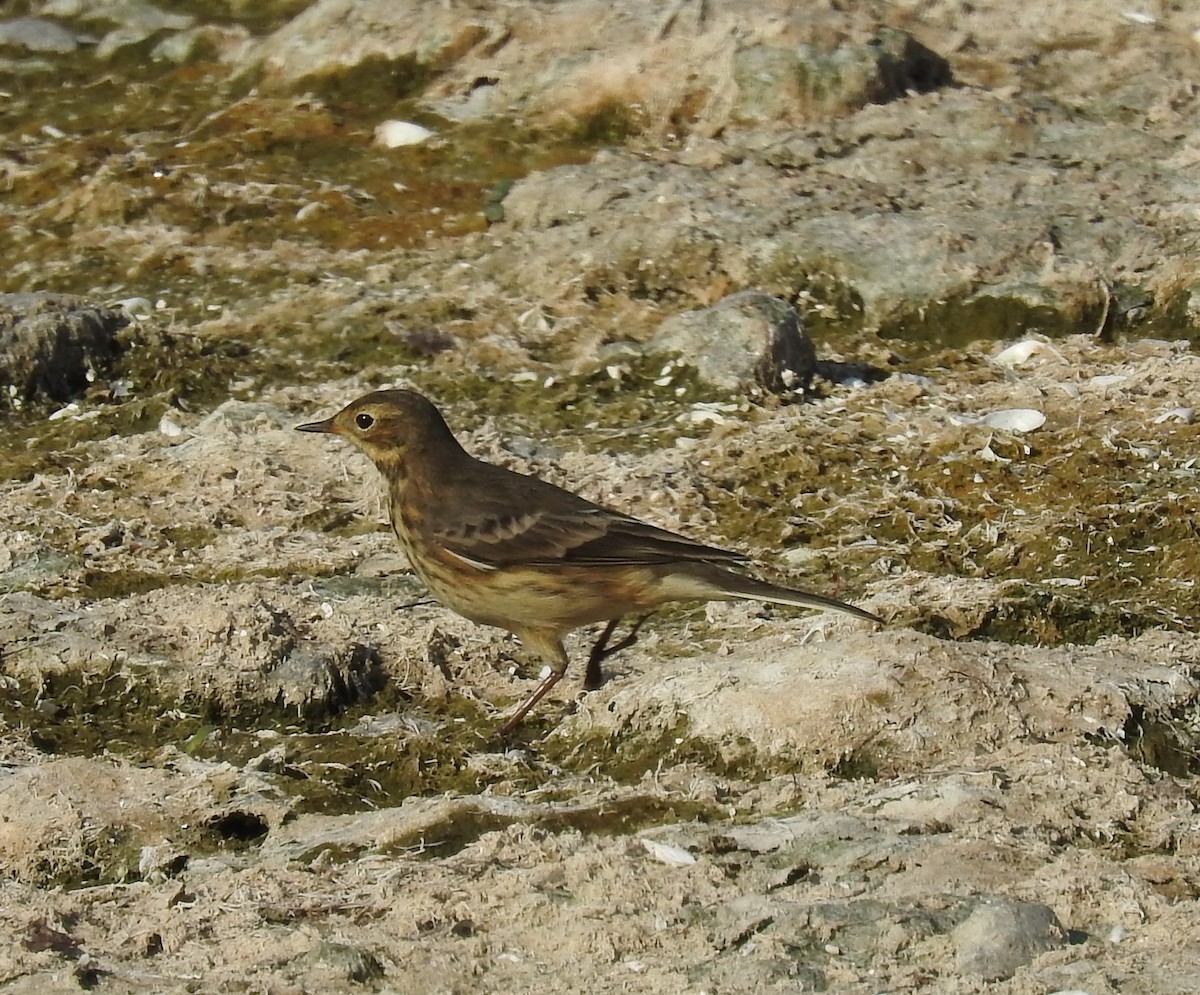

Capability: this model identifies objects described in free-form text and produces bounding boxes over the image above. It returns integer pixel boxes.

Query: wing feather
[425,458,746,569]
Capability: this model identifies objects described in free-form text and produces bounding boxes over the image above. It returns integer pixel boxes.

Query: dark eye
[355,412,374,430]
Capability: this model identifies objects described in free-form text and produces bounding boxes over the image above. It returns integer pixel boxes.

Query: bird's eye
[355,412,374,430]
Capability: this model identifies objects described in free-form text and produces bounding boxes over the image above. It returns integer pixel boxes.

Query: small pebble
[641,839,696,867]
[981,408,1045,432]
[374,120,435,148]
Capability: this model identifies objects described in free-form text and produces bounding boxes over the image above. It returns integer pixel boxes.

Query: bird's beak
[296,416,338,435]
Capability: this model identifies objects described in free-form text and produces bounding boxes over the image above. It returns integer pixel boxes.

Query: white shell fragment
[1121,10,1156,26]
[981,408,1046,432]
[1088,374,1127,389]
[992,341,1041,367]
[640,838,696,867]
[1153,406,1194,425]
[992,339,1069,368]
[48,402,80,421]
[677,400,740,425]
[682,408,725,425]
[115,297,155,317]
[158,414,184,437]
[374,120,435,148]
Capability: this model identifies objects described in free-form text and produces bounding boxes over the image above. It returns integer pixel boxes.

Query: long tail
[701,565,882,625]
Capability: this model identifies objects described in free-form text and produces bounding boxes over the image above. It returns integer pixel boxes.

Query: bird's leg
[495,618,654,737]
[583,613,654,690]
[583,618,621,690]
[496,667,566,738]
[495,630,570,738]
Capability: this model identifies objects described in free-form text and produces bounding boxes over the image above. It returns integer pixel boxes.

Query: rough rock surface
[0,293,128,408]
[2,1,1200,993]
[650,291,820,395]
[953,898,1067,981]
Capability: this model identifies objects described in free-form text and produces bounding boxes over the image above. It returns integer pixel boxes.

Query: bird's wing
[569,513,750,568]
[426,464,746,569]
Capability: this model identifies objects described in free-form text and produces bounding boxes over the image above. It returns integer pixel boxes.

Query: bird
[297,389,881,735]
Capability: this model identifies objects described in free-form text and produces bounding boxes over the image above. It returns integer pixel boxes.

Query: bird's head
[296,389,459,473]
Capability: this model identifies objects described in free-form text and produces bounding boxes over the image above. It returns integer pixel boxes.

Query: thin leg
[583,613,654,691]
[494,618,654,738]
[495,667,565,738]
[583,618,622,690]
[495,628,572,738]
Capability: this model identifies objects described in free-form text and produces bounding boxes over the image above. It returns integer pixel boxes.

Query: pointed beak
[296,415,338,435]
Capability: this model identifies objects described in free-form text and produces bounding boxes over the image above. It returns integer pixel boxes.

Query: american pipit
[298,389,880,734]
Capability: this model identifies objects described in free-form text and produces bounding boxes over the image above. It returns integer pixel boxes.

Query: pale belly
[416,549,647,631]
[390,515,720,635]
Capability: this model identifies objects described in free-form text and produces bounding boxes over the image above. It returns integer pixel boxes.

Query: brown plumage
[297,389,880,734]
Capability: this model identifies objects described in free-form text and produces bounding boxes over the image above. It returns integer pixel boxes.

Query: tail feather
[699,566,882,625]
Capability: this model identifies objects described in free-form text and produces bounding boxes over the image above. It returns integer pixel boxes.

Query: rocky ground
[2,1,1200,993]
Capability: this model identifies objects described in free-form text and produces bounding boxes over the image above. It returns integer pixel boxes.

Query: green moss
[1085,704,1200,779]
[120,324,254,404]
[791,272,869,340]
[0,35,641,306]
[0,322,261,484]
[412,356,730,451]
[292,53,432,108]
[72,568,176,600]
[878,293,1092,349]
[568,101,642,146]
[384,793,721,860]
[1,656,500,807]
[161,524,219,551]
[1111,281,1200,343]
[830,749,881,781]
[876,283,1200,351]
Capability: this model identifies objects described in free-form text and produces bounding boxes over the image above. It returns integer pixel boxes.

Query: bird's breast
[388,502,501,621]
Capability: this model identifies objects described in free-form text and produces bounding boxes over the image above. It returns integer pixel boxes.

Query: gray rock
[301,940,385,984]
[150,24,251,65]
[0,17,81,53]
[246,0,498,84]
[265,643,385,721]
[0,591,95,682]
[734,26,952,121]
[0,293,129,409]
[953,897,1067,981]
[48,0,194,32]
[649,291,817,396]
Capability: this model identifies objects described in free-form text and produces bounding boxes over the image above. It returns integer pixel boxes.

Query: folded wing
[428,461,746,569]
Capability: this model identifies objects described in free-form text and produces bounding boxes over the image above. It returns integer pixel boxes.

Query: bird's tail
[694,565,882,625]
